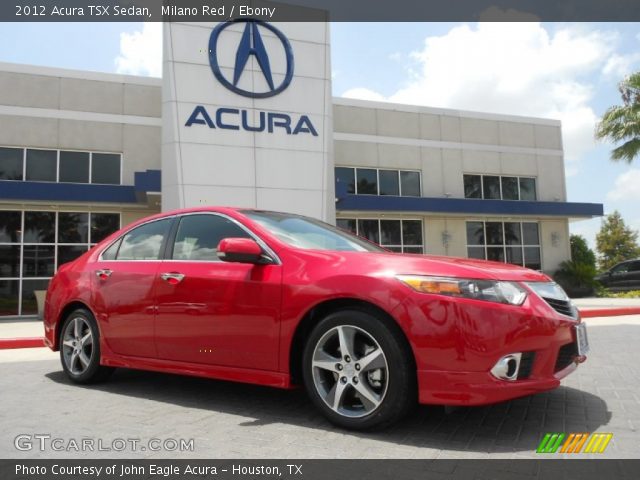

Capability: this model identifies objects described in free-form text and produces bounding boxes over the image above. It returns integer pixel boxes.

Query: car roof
[126,207,309,231]
[616,258,640,265]
[160,206,291,217]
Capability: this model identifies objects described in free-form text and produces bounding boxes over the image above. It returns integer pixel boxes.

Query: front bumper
[392,286,586,406]
[418,354,579,406]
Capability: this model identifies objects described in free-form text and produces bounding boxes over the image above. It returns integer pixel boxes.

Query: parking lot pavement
[0,317,639,460]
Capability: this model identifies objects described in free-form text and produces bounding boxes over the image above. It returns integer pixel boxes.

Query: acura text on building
[185,106,318,136]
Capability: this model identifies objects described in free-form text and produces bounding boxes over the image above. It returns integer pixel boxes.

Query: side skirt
[100,353,294,389]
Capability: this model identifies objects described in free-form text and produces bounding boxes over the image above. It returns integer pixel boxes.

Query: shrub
[597,289,640,299]
[554,260,598,298]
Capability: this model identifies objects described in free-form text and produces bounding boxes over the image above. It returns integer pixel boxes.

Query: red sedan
[44,207,588,430]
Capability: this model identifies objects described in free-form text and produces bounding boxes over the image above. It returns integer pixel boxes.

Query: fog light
[490,353,522,381]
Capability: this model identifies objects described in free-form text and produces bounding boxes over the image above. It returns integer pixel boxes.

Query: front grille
[517,352,536,379]
[543,297,576,318]
[555,342,578,372]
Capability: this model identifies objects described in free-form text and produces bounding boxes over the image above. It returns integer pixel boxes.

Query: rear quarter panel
[43,254,95,350]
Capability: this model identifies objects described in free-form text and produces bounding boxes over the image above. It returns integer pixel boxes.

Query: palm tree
[595,72,640,163]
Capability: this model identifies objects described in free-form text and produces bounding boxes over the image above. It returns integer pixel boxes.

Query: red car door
[153,213,282,371]
[91,217,173,358]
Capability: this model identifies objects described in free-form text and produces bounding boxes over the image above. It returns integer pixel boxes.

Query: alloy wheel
[311,325,389,418]
[61,316,94,375]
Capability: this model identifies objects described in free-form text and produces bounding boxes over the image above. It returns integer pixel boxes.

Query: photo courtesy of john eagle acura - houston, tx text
[43,207,589,430]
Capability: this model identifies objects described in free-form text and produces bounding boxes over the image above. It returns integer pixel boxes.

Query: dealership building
[0,21,603,318]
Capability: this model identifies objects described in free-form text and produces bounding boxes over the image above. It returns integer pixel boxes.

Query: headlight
[396,275,527,306]
[524,282,570,301]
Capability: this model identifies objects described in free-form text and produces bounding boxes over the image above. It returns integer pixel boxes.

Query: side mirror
[217,238,265,264]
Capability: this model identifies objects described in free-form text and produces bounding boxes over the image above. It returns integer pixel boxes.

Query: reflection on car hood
[308,250,552,283]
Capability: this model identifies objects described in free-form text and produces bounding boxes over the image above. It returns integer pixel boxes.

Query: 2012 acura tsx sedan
[44,207,589,430]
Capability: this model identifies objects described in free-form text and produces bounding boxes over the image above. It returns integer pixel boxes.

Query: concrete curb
[580,307,640,318]
[0,337,45,349]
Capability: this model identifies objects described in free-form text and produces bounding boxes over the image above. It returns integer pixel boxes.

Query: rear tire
[302,309,416,430]
[59,308,114,384]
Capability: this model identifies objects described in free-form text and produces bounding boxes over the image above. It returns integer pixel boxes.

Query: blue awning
[336,194,603,218]
[0,170,161,204]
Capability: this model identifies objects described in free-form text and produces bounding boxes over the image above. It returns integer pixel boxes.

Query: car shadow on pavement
[45,367,612,454]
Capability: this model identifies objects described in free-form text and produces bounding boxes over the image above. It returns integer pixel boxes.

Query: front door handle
[160,272,185,285]
[95,269,112,280]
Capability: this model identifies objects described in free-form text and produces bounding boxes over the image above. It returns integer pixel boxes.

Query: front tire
[59,308,113,384]
[302,309,416,430]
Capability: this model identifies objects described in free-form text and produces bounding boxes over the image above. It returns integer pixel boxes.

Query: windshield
[242,211,386,253]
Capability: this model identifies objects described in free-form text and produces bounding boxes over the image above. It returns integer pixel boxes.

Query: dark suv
[596,259,640,291]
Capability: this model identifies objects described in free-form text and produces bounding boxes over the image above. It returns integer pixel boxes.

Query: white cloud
[340,23,629,175]
[603,53,640,78]
[606,169,640,202]
[115,23,162,77]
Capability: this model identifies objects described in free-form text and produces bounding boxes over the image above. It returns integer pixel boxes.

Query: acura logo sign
[187,20,316,136]
[209,20,294,98]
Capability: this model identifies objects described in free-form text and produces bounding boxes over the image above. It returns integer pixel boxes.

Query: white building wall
[0,62,162,188]
[333,99,565,202]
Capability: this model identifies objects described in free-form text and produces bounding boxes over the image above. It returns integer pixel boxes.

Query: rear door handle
[95,269,112,280]
[160,272,185,285]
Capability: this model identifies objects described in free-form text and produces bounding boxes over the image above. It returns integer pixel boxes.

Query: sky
[0,21,638,249]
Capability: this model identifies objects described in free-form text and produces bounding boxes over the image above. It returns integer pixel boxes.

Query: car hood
[309,250,552,283]
[402,254,551,282]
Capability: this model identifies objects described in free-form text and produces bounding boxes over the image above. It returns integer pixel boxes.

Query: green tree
[553,235,598,297]
[595,211,640,270]
[595,72,640,163]
[569,234,596,268]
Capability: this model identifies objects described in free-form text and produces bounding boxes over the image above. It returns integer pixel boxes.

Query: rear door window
[116,219,172,261]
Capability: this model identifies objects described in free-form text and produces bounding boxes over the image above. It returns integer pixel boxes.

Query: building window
[91,153,121,184]
[59,151,90,183]
[463,174,537,201]
[519,177,537,201]
[92,214,121,243]
[501,177,519,200]
[356,169,378,195]
[335,167,355,194]
[337,218,424,253]
[0,210,121,317]
[26,149,57,182]
[0,147,23,181]
[379,170,399,196]
[336,167,422,197]
[400,171,421,196]
[482,175,501,200]
[0,146,122,185]
[466,221,541,270]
